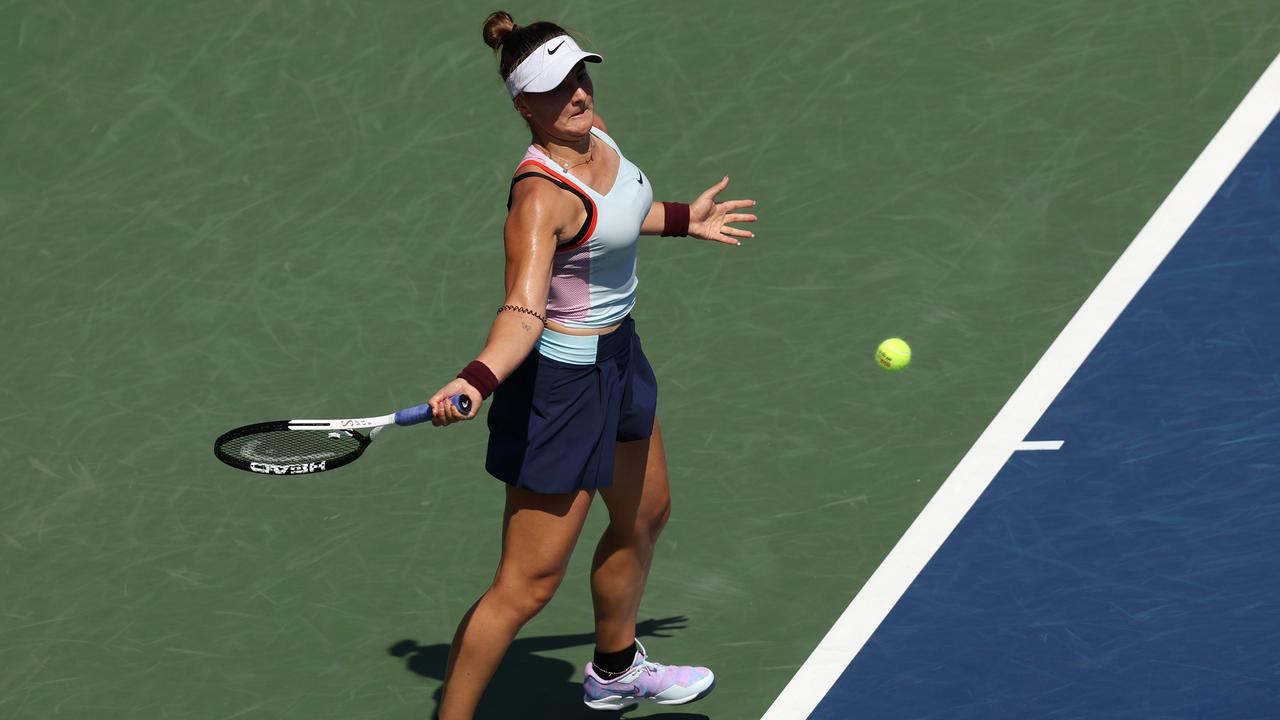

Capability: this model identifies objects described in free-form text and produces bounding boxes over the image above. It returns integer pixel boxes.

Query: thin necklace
[540,137,595,171]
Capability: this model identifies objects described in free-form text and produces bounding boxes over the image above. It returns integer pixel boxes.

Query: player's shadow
[388,616,710,719]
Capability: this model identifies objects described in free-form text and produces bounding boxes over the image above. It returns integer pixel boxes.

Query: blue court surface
[808,114,1280,718]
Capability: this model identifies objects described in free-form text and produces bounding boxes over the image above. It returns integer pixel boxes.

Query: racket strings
[219,429,363,465]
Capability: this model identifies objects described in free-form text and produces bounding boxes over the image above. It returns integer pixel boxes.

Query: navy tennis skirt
[485,316,657,494]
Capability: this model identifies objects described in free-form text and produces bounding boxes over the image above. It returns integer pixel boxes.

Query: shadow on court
[389,616,710,719]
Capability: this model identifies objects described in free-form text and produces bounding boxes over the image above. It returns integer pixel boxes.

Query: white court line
[761,51,1280,720]
[1016,440,1064,451]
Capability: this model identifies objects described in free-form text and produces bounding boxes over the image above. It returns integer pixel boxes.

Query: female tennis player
[423,11,756,718]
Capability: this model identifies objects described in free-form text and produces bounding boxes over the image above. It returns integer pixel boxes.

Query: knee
[604,494,671,550]
[492,572,563,624]
[646,497,672,544]
[621,495,670,548]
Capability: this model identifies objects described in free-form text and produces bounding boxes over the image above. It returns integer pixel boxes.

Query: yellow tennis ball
[876,338,911,372]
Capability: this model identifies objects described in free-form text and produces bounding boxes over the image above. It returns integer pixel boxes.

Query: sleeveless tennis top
[508,127,653,330]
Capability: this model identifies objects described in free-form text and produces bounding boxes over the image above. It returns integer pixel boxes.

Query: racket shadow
[388,616,711,719]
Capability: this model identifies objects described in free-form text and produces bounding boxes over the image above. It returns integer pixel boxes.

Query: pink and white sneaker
[582,639,715,710]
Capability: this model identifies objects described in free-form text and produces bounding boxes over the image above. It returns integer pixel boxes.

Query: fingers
[711,228,747,244]
[723,213,757,224]
[428,391,449,426]
[433,398,467,426]
[689,220,754,245]
[431,395,449,426]
[721,199,756,212]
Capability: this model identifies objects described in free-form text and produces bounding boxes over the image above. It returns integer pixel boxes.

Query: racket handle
[394,394,473,426]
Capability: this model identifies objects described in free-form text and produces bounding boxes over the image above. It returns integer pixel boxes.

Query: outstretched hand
[689,176,757,245]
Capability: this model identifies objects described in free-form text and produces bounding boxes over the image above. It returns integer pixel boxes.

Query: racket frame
[213,420,375,475]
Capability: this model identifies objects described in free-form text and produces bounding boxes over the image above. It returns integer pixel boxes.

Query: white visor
[504,35,602,98]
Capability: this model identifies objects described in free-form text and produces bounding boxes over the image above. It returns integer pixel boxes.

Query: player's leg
[591,418,671,652]
[583,419,714,709]
[439,485,593,720]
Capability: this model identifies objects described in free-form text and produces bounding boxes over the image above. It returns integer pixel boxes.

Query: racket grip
[394,394,472,426]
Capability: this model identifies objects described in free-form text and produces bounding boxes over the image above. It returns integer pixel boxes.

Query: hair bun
[482,11,516,50]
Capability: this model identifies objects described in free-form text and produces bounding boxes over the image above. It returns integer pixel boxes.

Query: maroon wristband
[457,360,499,400]
[661,202,690,237]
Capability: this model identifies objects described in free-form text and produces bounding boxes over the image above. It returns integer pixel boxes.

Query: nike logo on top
[548,40,565,55]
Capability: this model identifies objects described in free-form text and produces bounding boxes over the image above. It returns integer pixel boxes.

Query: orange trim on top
[515,159,598,253]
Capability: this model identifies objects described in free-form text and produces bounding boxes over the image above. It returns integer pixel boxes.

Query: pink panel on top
[547,244,591,322]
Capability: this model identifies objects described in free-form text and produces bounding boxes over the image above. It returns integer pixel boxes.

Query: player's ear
[513,95,531,119]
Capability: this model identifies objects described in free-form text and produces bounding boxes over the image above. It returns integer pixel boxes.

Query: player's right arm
[475,179,564,377]
[426,174,578,425]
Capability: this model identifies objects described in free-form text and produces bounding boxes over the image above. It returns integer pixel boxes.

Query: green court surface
[4,2,1278,718]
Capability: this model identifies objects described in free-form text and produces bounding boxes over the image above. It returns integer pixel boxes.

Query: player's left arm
[639,176,757,245]
[593,112,757,244]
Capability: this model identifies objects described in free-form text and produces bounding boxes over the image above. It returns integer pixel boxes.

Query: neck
[535,132,592,159]
[533,132,596,172]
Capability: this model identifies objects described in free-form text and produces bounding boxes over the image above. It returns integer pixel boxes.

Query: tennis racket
[214,395,472,475]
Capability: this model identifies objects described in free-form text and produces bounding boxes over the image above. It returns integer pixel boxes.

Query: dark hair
[481,11,570,79]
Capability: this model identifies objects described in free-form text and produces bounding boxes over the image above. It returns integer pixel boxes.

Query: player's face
[517,61,595,141]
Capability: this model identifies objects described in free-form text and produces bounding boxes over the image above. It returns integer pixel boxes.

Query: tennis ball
[876,338,911,372]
